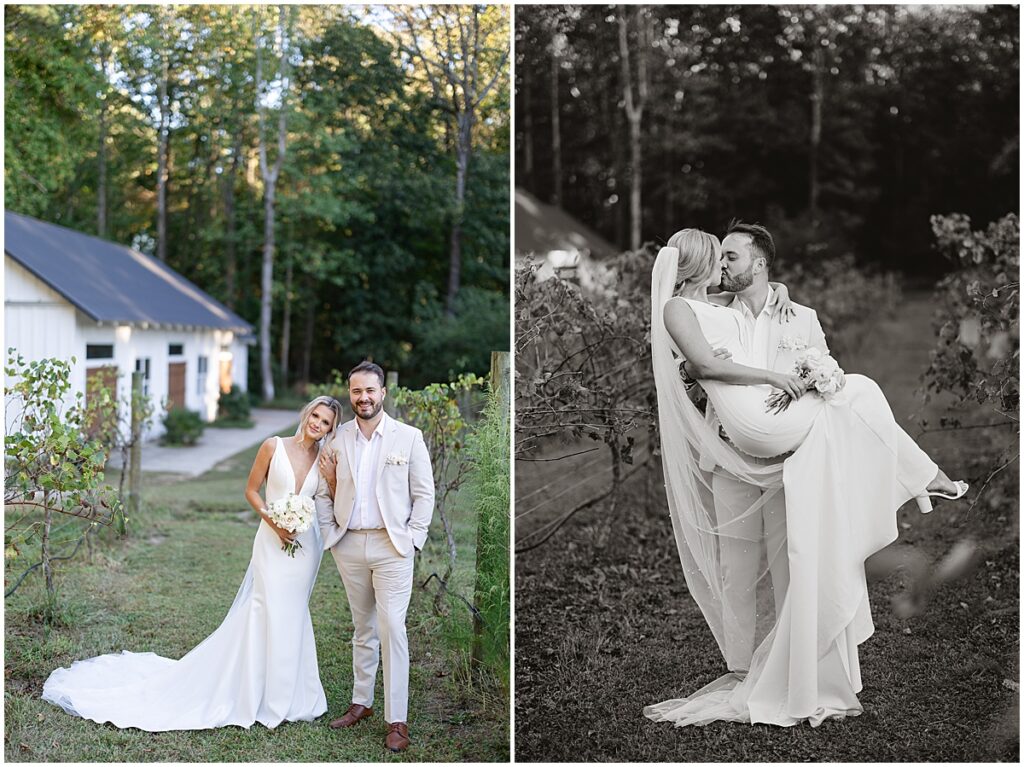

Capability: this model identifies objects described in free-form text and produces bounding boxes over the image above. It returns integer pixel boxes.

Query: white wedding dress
[42,437,327,731]
[646,295,939,727]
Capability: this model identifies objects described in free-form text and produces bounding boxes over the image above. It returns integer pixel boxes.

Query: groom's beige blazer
[315,414,434,557]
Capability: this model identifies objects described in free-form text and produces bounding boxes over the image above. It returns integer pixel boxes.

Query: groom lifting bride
[646,221,968,726]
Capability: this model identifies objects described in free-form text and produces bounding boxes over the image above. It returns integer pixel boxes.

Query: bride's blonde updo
[666,228,721,289]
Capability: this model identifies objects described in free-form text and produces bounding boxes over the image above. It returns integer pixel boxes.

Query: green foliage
[4,350,122,610]
[216,385,252,426]
[305,370,348,402]
[410,286,511,385]
[391,374,484,596]
[464,388,511,690]
[920,213,1019,418]
[5,6,509,394]
[161,409,205,446]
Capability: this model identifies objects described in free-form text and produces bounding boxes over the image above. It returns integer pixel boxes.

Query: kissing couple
[644,222,969,727]
[43,361,435,754]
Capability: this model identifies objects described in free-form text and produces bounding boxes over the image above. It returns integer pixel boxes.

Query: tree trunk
[618,8,648,253]
[550,49,562,205]
[260,187,276,401]
[157,51,169,262]
[279,253,293,389]
[223,129,241,307]
[41,496,53,600]
[97,47,108,238]
[256,5,292,402]
[522,57,533,189]
[809,44,824,227]
[300,286,315,386]
[447,112,472,317]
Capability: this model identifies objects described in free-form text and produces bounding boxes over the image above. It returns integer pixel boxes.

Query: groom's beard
[352,400,384,421]
[721,265,754,291]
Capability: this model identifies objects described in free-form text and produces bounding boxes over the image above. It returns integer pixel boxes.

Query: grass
[514,292,1019,762]
[5,429,509,762]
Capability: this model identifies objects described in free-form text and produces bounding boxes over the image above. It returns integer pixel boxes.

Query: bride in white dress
[644,229,968,727]
[42,396,342,731]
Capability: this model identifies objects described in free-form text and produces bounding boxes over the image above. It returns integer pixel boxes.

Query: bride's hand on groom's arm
[318,449,338,498]
[768,282,797,323]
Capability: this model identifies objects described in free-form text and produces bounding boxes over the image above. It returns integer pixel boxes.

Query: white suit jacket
[732,296,829,371]
[697,298,829,470]
[315,415,435,558]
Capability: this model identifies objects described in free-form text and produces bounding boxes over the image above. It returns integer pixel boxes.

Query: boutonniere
[385,453,409,466]
[778,336,808,351]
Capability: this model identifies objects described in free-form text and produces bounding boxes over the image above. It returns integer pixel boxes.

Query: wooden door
[167,362,187,410]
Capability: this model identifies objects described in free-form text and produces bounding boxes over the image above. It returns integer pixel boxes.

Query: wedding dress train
[42,437,327,731]
[645,297,938,727]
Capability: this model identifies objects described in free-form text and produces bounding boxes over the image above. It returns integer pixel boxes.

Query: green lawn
[5,431,509,762]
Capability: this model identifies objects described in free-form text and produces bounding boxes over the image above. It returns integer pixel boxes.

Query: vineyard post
[471,351,510,668]
[127,370,143,533]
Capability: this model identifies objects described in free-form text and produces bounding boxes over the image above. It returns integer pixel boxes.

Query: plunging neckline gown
[645,298,939,727]
[42,437,327,731]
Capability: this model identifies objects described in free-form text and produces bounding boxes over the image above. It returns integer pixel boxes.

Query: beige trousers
[713,472,790,674]
[331,529,414,723]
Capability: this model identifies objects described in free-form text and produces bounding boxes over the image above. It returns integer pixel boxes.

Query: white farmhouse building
[5,211,253,439]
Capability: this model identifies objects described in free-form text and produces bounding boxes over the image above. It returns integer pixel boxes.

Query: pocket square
[385,453,409,466]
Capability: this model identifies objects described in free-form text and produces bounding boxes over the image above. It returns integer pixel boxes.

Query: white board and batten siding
[5,255,247,440]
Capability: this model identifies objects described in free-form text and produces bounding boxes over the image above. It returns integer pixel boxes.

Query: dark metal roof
[5,211,251,333]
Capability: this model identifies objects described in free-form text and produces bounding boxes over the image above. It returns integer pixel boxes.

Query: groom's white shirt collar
[731,284,776,320]
[355,410,390,443]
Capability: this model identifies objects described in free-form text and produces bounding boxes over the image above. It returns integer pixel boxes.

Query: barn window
[197,356,208,395]
[168,343,184,357]
[134,357,151,396]
[86,344,114,360]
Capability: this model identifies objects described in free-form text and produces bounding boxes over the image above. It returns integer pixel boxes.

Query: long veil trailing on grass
[645,243,798,723]
[647,244,786,667]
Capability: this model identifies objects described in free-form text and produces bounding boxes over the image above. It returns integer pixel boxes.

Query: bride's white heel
[914,480,969,514]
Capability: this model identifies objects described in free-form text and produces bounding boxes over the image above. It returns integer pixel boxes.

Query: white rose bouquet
[266,493,315,557]
[766,341,846,414]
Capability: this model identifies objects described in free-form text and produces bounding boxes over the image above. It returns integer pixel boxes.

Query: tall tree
[391,4,510,316]
[254,5,294,401]
[618,6,651,251]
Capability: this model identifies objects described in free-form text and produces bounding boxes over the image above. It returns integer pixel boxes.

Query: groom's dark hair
[349,360,386,387]
[726,220,775,269]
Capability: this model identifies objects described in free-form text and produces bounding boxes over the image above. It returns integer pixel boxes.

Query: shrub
[920,212,1019,418]
[162,408,205,445]
[217,385,252,424]
[465,387,510,689]
[4,350,121,613]
[307,369,348,402]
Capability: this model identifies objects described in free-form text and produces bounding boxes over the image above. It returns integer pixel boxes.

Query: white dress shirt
[731,285,777,368]
[349,411,388,530]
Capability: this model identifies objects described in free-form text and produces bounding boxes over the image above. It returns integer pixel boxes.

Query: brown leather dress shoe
[329,703,373,729]
[384,721,410,752]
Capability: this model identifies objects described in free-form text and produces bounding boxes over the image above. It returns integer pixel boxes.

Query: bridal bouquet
[766,341,846,414]
[266,493,315,557]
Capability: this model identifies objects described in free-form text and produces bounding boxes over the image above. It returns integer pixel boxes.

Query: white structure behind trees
[4,212,252,440]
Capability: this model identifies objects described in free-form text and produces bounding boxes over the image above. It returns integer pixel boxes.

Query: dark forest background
[515,4,1018,279]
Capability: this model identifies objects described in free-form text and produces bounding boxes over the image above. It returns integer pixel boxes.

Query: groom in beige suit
[315,360,434,753]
